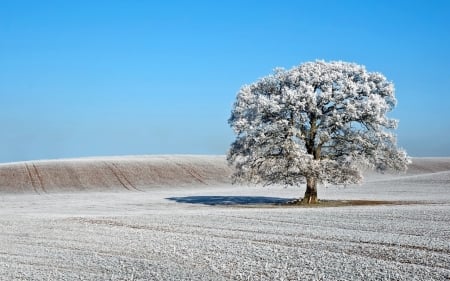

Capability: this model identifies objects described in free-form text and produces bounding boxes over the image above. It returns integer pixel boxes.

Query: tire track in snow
[32,163,47,193]
[173,162,207,185]
[104,162,139,191]
[24,163,39,194]
[110,162,141,191]
[24,163,46,194]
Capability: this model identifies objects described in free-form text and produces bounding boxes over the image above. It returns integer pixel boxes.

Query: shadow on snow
[166,196,293,206]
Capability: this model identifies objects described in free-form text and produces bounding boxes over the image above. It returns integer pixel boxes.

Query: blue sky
[0,0,449,162]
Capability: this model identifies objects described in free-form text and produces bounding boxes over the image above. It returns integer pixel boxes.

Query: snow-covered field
[0,156,449,280]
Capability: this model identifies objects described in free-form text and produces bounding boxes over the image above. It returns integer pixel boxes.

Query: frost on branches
[227,61,409,204]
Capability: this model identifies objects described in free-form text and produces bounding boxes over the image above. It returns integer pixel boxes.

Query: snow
[0,156,449,280]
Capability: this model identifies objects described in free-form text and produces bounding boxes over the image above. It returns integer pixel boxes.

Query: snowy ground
[0,156,449,280]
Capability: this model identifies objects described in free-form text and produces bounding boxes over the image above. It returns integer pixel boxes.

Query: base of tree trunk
[301,193,318,204]
[302,177,319,204]
[285,196,319,205]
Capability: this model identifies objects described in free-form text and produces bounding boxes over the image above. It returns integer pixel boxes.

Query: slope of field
[0,156,449,280]
[0,156,449,195]
[0,155,231,194]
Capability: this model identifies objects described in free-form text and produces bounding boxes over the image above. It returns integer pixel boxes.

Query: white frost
[228,60,409,189]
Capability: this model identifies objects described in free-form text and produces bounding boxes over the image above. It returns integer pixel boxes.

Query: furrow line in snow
[173,162,207,185]
[215,213,450,238]
[103,162,133,191]
[24,163,40,194]
[110,162,141,191]
[66,217,450,258]
[366,170,450,183]
[31,163,47,194]
[0,257,106,278]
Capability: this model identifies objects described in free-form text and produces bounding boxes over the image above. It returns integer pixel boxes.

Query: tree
[227,60,409,204]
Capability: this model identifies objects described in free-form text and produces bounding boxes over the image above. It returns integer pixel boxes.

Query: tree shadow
[166,196,293,206]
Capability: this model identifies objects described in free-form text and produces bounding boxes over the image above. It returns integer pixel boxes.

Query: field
[0,156,449,280]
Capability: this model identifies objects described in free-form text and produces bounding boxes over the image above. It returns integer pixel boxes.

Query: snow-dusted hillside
[0,156,449,280]
[0,155,448,195]
[0,155,231,193]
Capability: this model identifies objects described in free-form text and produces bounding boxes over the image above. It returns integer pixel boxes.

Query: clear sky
[1,0,449,163]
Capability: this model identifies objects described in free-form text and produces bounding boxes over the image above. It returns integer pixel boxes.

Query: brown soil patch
[234,200,420,208]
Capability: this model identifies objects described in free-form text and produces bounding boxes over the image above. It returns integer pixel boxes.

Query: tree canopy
[227,60,409,203]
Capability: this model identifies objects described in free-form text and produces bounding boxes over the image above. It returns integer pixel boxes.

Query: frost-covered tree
[228,61,409,204]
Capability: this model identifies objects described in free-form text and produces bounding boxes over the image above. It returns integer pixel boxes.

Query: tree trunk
[302,177,318,204]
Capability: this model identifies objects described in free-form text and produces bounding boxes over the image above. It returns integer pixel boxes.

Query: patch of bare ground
[232,199,422,208]
[285,199,419,207]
